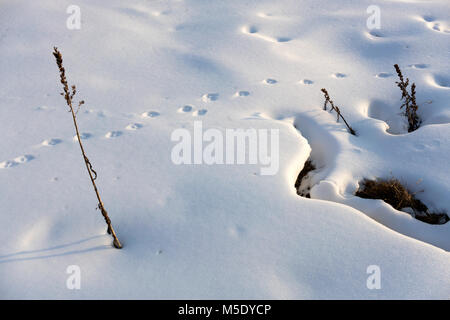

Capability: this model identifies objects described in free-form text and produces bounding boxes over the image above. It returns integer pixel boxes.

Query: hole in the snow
[295,158,317,198]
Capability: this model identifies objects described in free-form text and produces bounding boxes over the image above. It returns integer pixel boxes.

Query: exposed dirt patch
[295,159,316,198]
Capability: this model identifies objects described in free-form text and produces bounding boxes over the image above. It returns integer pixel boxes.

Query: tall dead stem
[52,47,122,249]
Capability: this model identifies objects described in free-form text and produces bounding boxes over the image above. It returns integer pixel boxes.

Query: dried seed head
[320,88,356,135]
[393,64,420,132]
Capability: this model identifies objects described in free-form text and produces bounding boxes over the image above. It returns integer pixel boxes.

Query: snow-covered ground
[0,0,449,299]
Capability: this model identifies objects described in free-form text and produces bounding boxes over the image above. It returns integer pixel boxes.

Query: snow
[0,0,449,299]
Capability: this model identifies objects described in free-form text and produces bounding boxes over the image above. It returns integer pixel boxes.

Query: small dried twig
[321,88,356,135]
[394,64,420,132]
[52,47,122,249]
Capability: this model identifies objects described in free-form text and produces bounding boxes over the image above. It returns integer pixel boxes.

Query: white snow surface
[0,0,449,299]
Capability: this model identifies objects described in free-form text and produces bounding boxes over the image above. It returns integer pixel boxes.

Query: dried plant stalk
[394,64,420,132]
[321,88,356,135]
[52,47,122,249]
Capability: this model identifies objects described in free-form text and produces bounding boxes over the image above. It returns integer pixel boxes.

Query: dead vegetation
[321,88,356,135]
[53,47,123,248]
[394,64,421,132]
[355,178,449,225]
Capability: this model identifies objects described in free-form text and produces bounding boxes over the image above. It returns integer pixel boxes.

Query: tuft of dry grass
[53,47,123,248]
[321,88,356,135]
[355,178,449,225]
[394,64,420,132]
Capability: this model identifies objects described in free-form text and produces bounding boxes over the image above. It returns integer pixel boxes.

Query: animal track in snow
[243,112,270,120]
[408,63,428,69]
[0,155,35,169]
[141,111,160,118]
[193,109,208,116]
[126,123,143,130]
[41,138,62,146]
[366,30,385,39]
[178,105,193,113]
[15,155,34,163]
[73,133,92,141]
[177,105,208,116]
[264,78,277,85]
[235,91,250,97]
[431,23,449,33]
[422,15,435,22]
[201,93,219,102]
[419,15,450,34]
[275,37,291,42]
[299,79,314,85]
[375,72,392,78]
[0,160,17,168]
[105,131,123,138]
[332,73,347,79]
